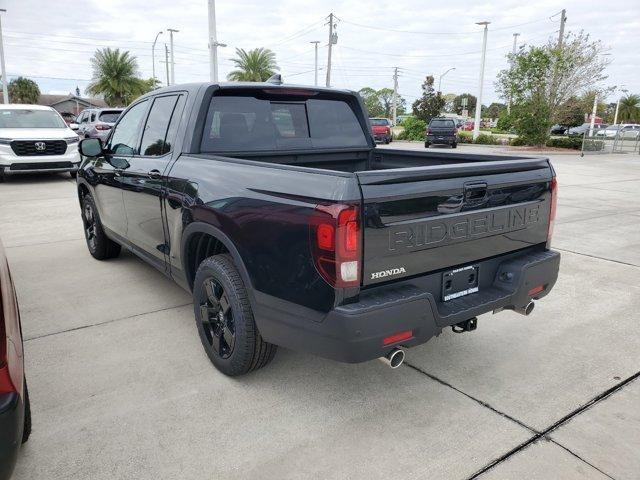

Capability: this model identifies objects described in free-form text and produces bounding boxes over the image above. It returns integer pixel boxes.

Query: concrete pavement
[1,145,639,479]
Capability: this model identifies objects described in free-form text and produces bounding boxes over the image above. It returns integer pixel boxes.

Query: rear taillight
[311,204,361,288]
[95,123,111,131]
[547,177,558,247]
[427,128,433,134]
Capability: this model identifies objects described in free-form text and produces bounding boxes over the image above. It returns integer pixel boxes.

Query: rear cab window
[200,91,368,152]
[98,111,122,123]
[429,119,455,128]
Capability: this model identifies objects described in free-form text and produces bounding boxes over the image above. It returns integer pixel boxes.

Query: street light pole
[167,29,179,85]
[613,87,627,125]
[473,21,490,140]
[437,67,455,93]
[0,9,9,104]
[152,31,163,87]
[507,33,519,114]
[310,41,320,86]
[208,0,226,82]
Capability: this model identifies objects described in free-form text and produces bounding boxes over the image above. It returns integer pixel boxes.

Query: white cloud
[1,0,638,106]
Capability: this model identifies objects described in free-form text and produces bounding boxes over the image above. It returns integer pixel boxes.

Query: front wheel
[451,142,457,149]
[81,194,121,260]
[425,142,430,148]
[194,254,277,376]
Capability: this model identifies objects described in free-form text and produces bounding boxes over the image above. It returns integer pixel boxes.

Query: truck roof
[140,82,356,99]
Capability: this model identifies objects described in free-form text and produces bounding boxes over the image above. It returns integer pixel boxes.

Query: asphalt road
[2,143,639,479]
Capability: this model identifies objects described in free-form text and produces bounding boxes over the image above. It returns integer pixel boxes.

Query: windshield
[99,111,122,123]
[0,109,67,128]
[201,95,368,152]
[370,119,389,126]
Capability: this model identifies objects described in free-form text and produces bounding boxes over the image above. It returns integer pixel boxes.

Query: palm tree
[7,77,40,104]
[618,94,640,123]
[227,48,279,82]
[87,48,149,106]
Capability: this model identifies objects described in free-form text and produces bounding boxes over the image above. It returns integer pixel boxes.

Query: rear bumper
[0,393,24,480]
[373,134,392,142]
[426,134,456,144]
[255,248,560,363]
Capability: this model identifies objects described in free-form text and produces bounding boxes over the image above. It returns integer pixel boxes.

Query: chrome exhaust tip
[379,348,405,369]
[510,301,535,316]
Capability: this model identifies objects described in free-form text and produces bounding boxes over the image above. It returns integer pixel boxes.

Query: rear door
[357,158,553,286]
[122,93,186,269]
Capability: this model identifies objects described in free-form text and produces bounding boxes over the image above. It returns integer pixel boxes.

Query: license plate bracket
[442,265,479,301]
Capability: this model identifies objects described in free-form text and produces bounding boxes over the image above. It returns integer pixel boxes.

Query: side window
[90,111,96,122]
[140,94,185,156]
[79,112,88,123]
[107,101,148,156]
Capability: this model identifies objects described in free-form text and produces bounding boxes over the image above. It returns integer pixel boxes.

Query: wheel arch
[181,222,254,299]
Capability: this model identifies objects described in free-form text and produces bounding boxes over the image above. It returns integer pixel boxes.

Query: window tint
[0,109,67,128]
[430,119,454,128]
[370,118,389,126]
[140,95,180,156]
[201,95,368,152]
[79,112,89,123]
[90,112,96,122]
[108,100,148,156]
[98,111,122,123]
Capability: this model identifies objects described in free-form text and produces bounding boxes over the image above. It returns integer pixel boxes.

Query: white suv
[0,104,81,181]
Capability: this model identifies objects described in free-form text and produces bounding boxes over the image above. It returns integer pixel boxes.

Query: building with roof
[0,93,108,117]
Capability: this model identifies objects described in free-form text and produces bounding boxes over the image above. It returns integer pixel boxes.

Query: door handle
[147,169,162,179]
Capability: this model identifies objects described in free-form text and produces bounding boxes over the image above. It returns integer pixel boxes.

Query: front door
[122,94,186,269]
[95,100,149,238]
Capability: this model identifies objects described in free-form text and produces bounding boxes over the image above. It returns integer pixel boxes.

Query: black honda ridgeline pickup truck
[76,81,560,376]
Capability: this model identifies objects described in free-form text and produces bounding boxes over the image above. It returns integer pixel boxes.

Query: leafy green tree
[452,93,476,116]
[412,76,445,122]
[486,102,507,118]
[618,94,640,123]
[358,87,384,117]
[8,77,40,104]
[87,48,149,106]
[227,48,279,82]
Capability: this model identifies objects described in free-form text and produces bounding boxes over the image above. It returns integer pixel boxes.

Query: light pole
[473,21,490,140]
[0,9,8,104]
[208,0,226,82]
[438,67,455,93]
[310,41,320,86]
[613,86,628,125]
[167,28,179,85]
[152,31,163,87]
[507,32,519,114]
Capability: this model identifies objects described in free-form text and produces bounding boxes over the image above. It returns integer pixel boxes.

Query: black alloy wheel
[199,277,236,359]
[83,200,98,252]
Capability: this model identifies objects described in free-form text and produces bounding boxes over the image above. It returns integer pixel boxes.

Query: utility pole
[164,44,170,87]
[473,21,490,140]
[152,31,163,87]
[0,9,8,104]
[588,93,598,137]
[558,9,567,48]
[167,29,178,85]
[438,67,456,93]
[310,41,320,86]
[507,32,519,114]
[326,13,337,87]
[392,67,398,126]
[208,0,226,82]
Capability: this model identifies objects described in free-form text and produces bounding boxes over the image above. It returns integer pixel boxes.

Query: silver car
[76,108,123,141]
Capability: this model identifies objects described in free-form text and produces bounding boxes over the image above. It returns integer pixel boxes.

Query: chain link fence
[581,127,640,156]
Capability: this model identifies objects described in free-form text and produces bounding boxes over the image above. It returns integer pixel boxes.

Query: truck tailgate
[357,159,553,286]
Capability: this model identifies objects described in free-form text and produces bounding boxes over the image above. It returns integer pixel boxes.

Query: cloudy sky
[2,0,638,106]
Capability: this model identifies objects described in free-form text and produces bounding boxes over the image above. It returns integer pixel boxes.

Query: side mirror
[79,138,103,157]
[69,123,79,131]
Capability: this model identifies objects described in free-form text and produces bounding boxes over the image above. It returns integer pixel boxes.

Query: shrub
[510,136,527,146]
[397,116,426,141]
[546,137,583,150]
[458,131,473,143]
[496,111,513,132]
[474,133,499,145]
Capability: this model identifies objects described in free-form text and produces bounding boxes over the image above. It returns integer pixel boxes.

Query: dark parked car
[425,117,458,148]
[76,82,560,376]
[0,236,31,480]
[550,124,567,135]
[369,118,392,144]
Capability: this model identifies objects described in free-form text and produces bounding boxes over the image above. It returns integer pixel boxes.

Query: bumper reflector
[383,330,413,346]
[528,285,545,296]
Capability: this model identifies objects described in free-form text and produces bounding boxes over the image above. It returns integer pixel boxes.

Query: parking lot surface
[2,144,639,479]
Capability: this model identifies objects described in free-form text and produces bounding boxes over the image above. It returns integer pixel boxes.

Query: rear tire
[81,194,121,260]
[451,142,457,149]
[193,254,277,376]
[425,142,430,148]
[22,380,31,444]
[0,168,4,183]
[69,171,77,179]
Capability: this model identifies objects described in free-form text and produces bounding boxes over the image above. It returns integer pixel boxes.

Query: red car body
[0,237,29,480]
[461,121,474,131]
[369,118,393,144]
